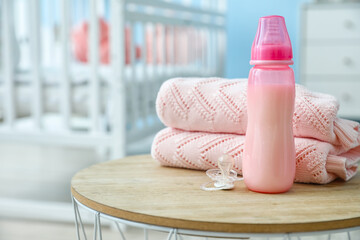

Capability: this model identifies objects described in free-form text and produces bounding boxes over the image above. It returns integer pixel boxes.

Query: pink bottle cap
[250,15,293,65]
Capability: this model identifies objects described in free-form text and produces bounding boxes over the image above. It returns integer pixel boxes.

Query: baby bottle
[243,16,295,193]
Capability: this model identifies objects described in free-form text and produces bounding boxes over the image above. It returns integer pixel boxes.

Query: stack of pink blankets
[151,78,360,184]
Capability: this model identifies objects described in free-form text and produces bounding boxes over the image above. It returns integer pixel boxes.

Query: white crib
[0,0,226,160]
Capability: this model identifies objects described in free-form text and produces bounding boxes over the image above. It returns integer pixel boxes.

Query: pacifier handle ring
[201,177,244,191]
[201,181,229,191]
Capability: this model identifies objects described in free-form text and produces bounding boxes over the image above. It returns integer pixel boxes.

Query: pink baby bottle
[243,16,295,193]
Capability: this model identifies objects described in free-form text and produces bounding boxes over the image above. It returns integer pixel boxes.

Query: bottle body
[243,65,295,193]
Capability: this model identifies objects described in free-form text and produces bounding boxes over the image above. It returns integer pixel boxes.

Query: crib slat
[215,29,220,76]
[154,23,165,89]
[183,27,189,68]
[204,28,209,76]
[157,24,166,84]
[187,27,193,71]
[142,23,150,126]
[191,28,197,72]
[89,0,101,133]
[159,24,166,70]
[151,23,158,116]
[207,29,212,75]
[201,29,206,75]
[212,29,217,76]
[60,0,71,130]
[216,29,221,76]
[29,0,43,129]
[177,27,183,67]
[174,26,181,70]
[195,27,201,73]
[219,30,226,77]
[129,22,140,131]
[170,26,176,68]
[110,0,126,158]
[1,0,15,127]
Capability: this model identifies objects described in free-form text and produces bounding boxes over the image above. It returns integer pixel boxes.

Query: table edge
[71,185,360,234]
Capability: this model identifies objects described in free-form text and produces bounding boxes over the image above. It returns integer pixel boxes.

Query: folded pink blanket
[152,128,360,184]
[156,78,360,149]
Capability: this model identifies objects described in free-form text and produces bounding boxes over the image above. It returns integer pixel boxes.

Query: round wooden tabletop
[71,155,360,233]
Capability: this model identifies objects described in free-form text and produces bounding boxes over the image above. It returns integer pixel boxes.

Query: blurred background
[226,0,308,79]
[1,0,359,239]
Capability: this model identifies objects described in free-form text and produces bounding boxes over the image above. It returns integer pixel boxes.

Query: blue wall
[225,0,310,81]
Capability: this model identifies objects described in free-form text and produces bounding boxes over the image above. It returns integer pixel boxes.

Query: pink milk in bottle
[243,15,296,193]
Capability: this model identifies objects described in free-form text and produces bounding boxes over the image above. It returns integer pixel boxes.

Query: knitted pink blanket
[156,78,360,149]
[152,128,360,184]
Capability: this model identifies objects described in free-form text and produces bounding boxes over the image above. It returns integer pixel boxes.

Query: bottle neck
[250,60,293,66]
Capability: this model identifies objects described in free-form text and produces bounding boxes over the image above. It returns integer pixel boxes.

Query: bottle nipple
[250,15,293,64]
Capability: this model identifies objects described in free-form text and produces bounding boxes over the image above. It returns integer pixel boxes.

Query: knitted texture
[152,128,360,184]
[156,78,360,149]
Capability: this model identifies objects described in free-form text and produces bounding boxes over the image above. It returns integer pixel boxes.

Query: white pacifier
[201,154,243,191]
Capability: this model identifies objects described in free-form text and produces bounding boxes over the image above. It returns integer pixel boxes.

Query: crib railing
[0,0,227,160]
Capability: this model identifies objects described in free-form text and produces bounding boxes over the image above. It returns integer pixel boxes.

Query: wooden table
[71,155,360,239]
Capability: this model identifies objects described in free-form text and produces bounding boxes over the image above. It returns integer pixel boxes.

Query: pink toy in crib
[72,19,202,66]
[71,18,141,64]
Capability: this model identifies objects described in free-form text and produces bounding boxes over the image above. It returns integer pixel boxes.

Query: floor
[1,218,359,240]
[0,218,170,240]
[0,142,359,240]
